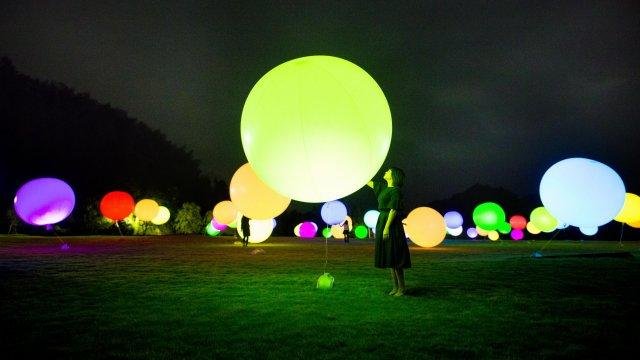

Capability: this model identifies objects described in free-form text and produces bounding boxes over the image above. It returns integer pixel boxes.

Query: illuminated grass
[1,236,639,359]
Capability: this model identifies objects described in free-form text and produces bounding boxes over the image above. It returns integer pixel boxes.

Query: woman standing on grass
[367,167,411,296]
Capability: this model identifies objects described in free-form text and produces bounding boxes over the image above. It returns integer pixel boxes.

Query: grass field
[1,235,639,359]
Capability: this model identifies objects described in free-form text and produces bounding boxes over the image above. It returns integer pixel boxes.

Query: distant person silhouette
[342,220,350,243]
[240,215,251,247]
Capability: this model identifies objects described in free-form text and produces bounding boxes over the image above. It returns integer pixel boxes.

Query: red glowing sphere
[100,191,135,221]
[509,215,527,230]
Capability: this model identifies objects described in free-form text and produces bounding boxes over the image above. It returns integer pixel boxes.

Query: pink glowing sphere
[300,221,317,238]
[211,218,228,231]
[510,229,524,240]
[14,178,76,226]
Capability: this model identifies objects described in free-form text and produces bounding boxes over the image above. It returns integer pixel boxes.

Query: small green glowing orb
[317,272,334,290]
[205,223,220,236]
[354,225,368,239]
[241,55,392,203]
[322,227,332,238]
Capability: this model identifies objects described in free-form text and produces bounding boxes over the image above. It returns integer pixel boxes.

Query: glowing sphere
[322,227,332,238]
[99,191,134,221]
[404,207,446,248]
[229,163,291,219]
[488,231,499,241]
[213,201,238,225]
[526,222,541,235]
[237,218,274,243]
[466,227,478,238]
[444,211,463,229]
[134,199,159,221]
[497,222,512,234]
[511,229,524,240]
[14,178,75,226]
[331,224,345,239]
[472,202,505,231]
[363,210,380,228]
[241,55,392,203]
[205,223,220,236]
[321,201,348,225]
[294,223,302,237]
[580,226,598,236]
[509,215,527,230]
[614,193,640,224]
[151,206,170,225]
[354,225,368,239]
[540,158,625,229]
[476,227,488,236]
[446,226,463,236]
[628,220,640,229]
[530,207,558,233]
[211,218,228,231]
[317,273,334,290]
[300,222,317,238]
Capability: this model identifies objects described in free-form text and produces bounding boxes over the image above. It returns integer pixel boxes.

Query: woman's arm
[383,209,396,238]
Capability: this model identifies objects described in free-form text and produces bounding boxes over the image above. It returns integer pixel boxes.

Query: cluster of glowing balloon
[614,193,640,224]
[444,211,463,229]
[213,201,238,225]
[299,222,317,238]
[466,227,478,238]
[404,207,446,248]
[14,178,76,226]
[363,210,380,229]
[237,218,274,243]
[317,273,334,290]
[488,231,499,241]
[99,191,134,221]
[241,55,392,203]
[321,201,348,225]
[354,225,368,239]
[472,202,505,231]
[529,207,558,233]
[446,226,463,236]
[134,199,159,221]
[511,229,524,240]
[229,163,291,219]
[526,222,541,234]
[509,215,527,230]
[151,206,171,225]
[539,158,625,234]
[205,223,220,236]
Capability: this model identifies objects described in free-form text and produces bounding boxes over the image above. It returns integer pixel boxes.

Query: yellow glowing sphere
[526,222,541,234]
[476,227,489,236]
[330,216,352,239]
[230,163,291,219]
[213,200,238,225]
[151,206,171,225]
[488,231,499,241]
[237,218,274,243]
[134,199,160,221]
[404,207,446,248]
[294,223,302,237]
[614,193,640,224]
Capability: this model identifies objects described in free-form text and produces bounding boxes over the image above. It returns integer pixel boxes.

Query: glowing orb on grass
[317,273,334,290]
[497,222,512,234]
[322,227,332,238]
[614,193,640,224]
[540,157,625,230]
[237,218,274,243]
[14,178,75,226]
[300,222,317,238]
[580,226,598,236]
[526,222,541,234]
[509,215,527,230]
[363,210,380,228]
[321,201,348,225]
[99,191,134,221]
[444,211,463,229]
[213,201,238,225]
[488,231,499,241]
[229,163,291,219]
[466,227,478,238]
[404,207,446,248]
[205,223,220,236]
[472,202,505,231]
[476,227,488,236]
[446,226,463,236]
[241,55,392,203]
[511,229,524,240]
[354,225,368,239]
[151,206,170,225]
[134,199,159,221]
[530,207,558,233]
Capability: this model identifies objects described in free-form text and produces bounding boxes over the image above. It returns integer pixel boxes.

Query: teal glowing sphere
[540,158,625,229]
[472,202,505,231]
[241,55,392,203]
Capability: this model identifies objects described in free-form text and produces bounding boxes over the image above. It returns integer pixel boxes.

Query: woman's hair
[389,167,405,187]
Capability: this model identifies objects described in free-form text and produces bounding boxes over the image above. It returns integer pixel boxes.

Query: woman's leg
[389,269,399,295]
[394,268,405,296]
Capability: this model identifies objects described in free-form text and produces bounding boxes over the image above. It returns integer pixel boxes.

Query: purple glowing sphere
[211,218,228,231]
[510,229,524,241]
[14,178,75,226]
[466,227,478,239]
[444,211,463,229]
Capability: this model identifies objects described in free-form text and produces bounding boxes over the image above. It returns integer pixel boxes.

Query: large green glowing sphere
[241,55,392,203]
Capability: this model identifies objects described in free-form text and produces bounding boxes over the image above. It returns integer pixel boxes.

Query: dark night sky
[1,1,639,209]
